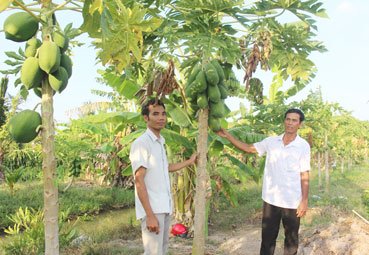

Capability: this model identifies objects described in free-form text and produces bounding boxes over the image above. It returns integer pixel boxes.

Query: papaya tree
[0,0,82,253]
[78,1,328,254]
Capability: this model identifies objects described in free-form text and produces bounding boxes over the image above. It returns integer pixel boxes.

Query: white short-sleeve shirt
[254,134,311,209]
[129,128,172,219]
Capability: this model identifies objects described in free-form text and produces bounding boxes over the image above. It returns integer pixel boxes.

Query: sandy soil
[120,208,369,255]
[170,210,369,255]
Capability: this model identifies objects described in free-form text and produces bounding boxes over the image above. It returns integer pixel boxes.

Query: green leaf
[118,129,145,157]
[220,178,239,207]
[225,154,260,183]
[82,112,141,125]
[5,51,24,61]
[80,0,102,38]
[163,98,192,127]
[100,142,116,153]
[118,79,141,99]
[161,129,193,151]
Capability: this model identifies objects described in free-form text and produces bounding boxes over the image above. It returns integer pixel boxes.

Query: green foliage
[0,182,134,231]
[4,167,23,194]
[82,0,162,72]
[2,207,78,255]
[0,76,9,127]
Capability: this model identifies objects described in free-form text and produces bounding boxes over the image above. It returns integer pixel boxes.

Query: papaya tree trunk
[192,109,209,255]
[42,79,59,255]
[40,6,60,252]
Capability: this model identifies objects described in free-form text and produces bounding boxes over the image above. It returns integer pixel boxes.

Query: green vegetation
[211,163,369,233]
[0,182,134,231]
[1,163,368,254]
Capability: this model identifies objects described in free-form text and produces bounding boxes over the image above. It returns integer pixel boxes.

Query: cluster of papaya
[3,11,73,143]
[4,11,73,97]
[185,60,229,132]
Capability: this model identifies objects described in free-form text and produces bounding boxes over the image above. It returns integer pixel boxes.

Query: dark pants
[260,202,300,255]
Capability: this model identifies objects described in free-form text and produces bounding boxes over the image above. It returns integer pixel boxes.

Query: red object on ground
[171,223,187,236]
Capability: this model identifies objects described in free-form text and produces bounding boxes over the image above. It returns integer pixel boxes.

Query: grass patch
[209,181,263,233]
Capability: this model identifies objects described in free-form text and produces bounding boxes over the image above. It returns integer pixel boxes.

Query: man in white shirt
[217,108,310,255]
[129,98,197,255]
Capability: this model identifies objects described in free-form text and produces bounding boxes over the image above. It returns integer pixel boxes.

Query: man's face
[144,104,167,131]
[284,112,302,134]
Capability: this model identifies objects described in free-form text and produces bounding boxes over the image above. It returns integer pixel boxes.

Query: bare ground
[119,207,369,255]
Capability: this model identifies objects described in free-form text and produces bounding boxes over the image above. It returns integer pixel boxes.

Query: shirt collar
[278,133,302,146]
[145,128,165,144]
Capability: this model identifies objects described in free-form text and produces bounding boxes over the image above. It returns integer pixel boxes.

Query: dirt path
[167,213,369,254]
[118,209,369,255]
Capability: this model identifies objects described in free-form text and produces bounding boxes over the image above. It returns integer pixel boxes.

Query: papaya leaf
[5,51,24,61]
[4,60,23,67]
[80,0,102,38]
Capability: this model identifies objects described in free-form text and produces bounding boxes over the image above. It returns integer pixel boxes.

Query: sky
[0,1,368,123]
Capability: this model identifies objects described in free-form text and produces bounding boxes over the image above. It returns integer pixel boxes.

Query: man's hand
[216,128,229,138]
[146,214,160,234]
[188,153,197,165]
[296,200,308,218]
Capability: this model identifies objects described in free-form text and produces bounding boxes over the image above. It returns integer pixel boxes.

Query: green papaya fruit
[208,117,221,132]
[53,30,69,53]
[187,63,201,86]
[192,70,207,93]
[210,101,225,118]
[207,84,221,103]
[8,109,42,143]
[196,93,208,109]
[218,81,228,99]
[25,37,41,58]
[48,66,69,92]
[60,54,73,78]
[20,57,44,90]
[204,62,219,86]
[185,82,197,99]
[3,12,39,42]
[38,41,61,74]
[210,60,225,82]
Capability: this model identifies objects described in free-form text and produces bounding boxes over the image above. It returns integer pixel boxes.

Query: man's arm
[216,128,257,154]
[296,171,309,217]
[169,153,197,172]
[134,167,159,234]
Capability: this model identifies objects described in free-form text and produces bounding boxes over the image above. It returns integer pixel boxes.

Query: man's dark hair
[141,98,165,116]
[284,108,305,122]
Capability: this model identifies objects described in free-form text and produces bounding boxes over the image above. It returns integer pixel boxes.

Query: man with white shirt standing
[217,108,310,255]
[129,98,197,255]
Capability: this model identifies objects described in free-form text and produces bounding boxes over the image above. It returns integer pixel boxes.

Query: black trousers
[260,202,300,255]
